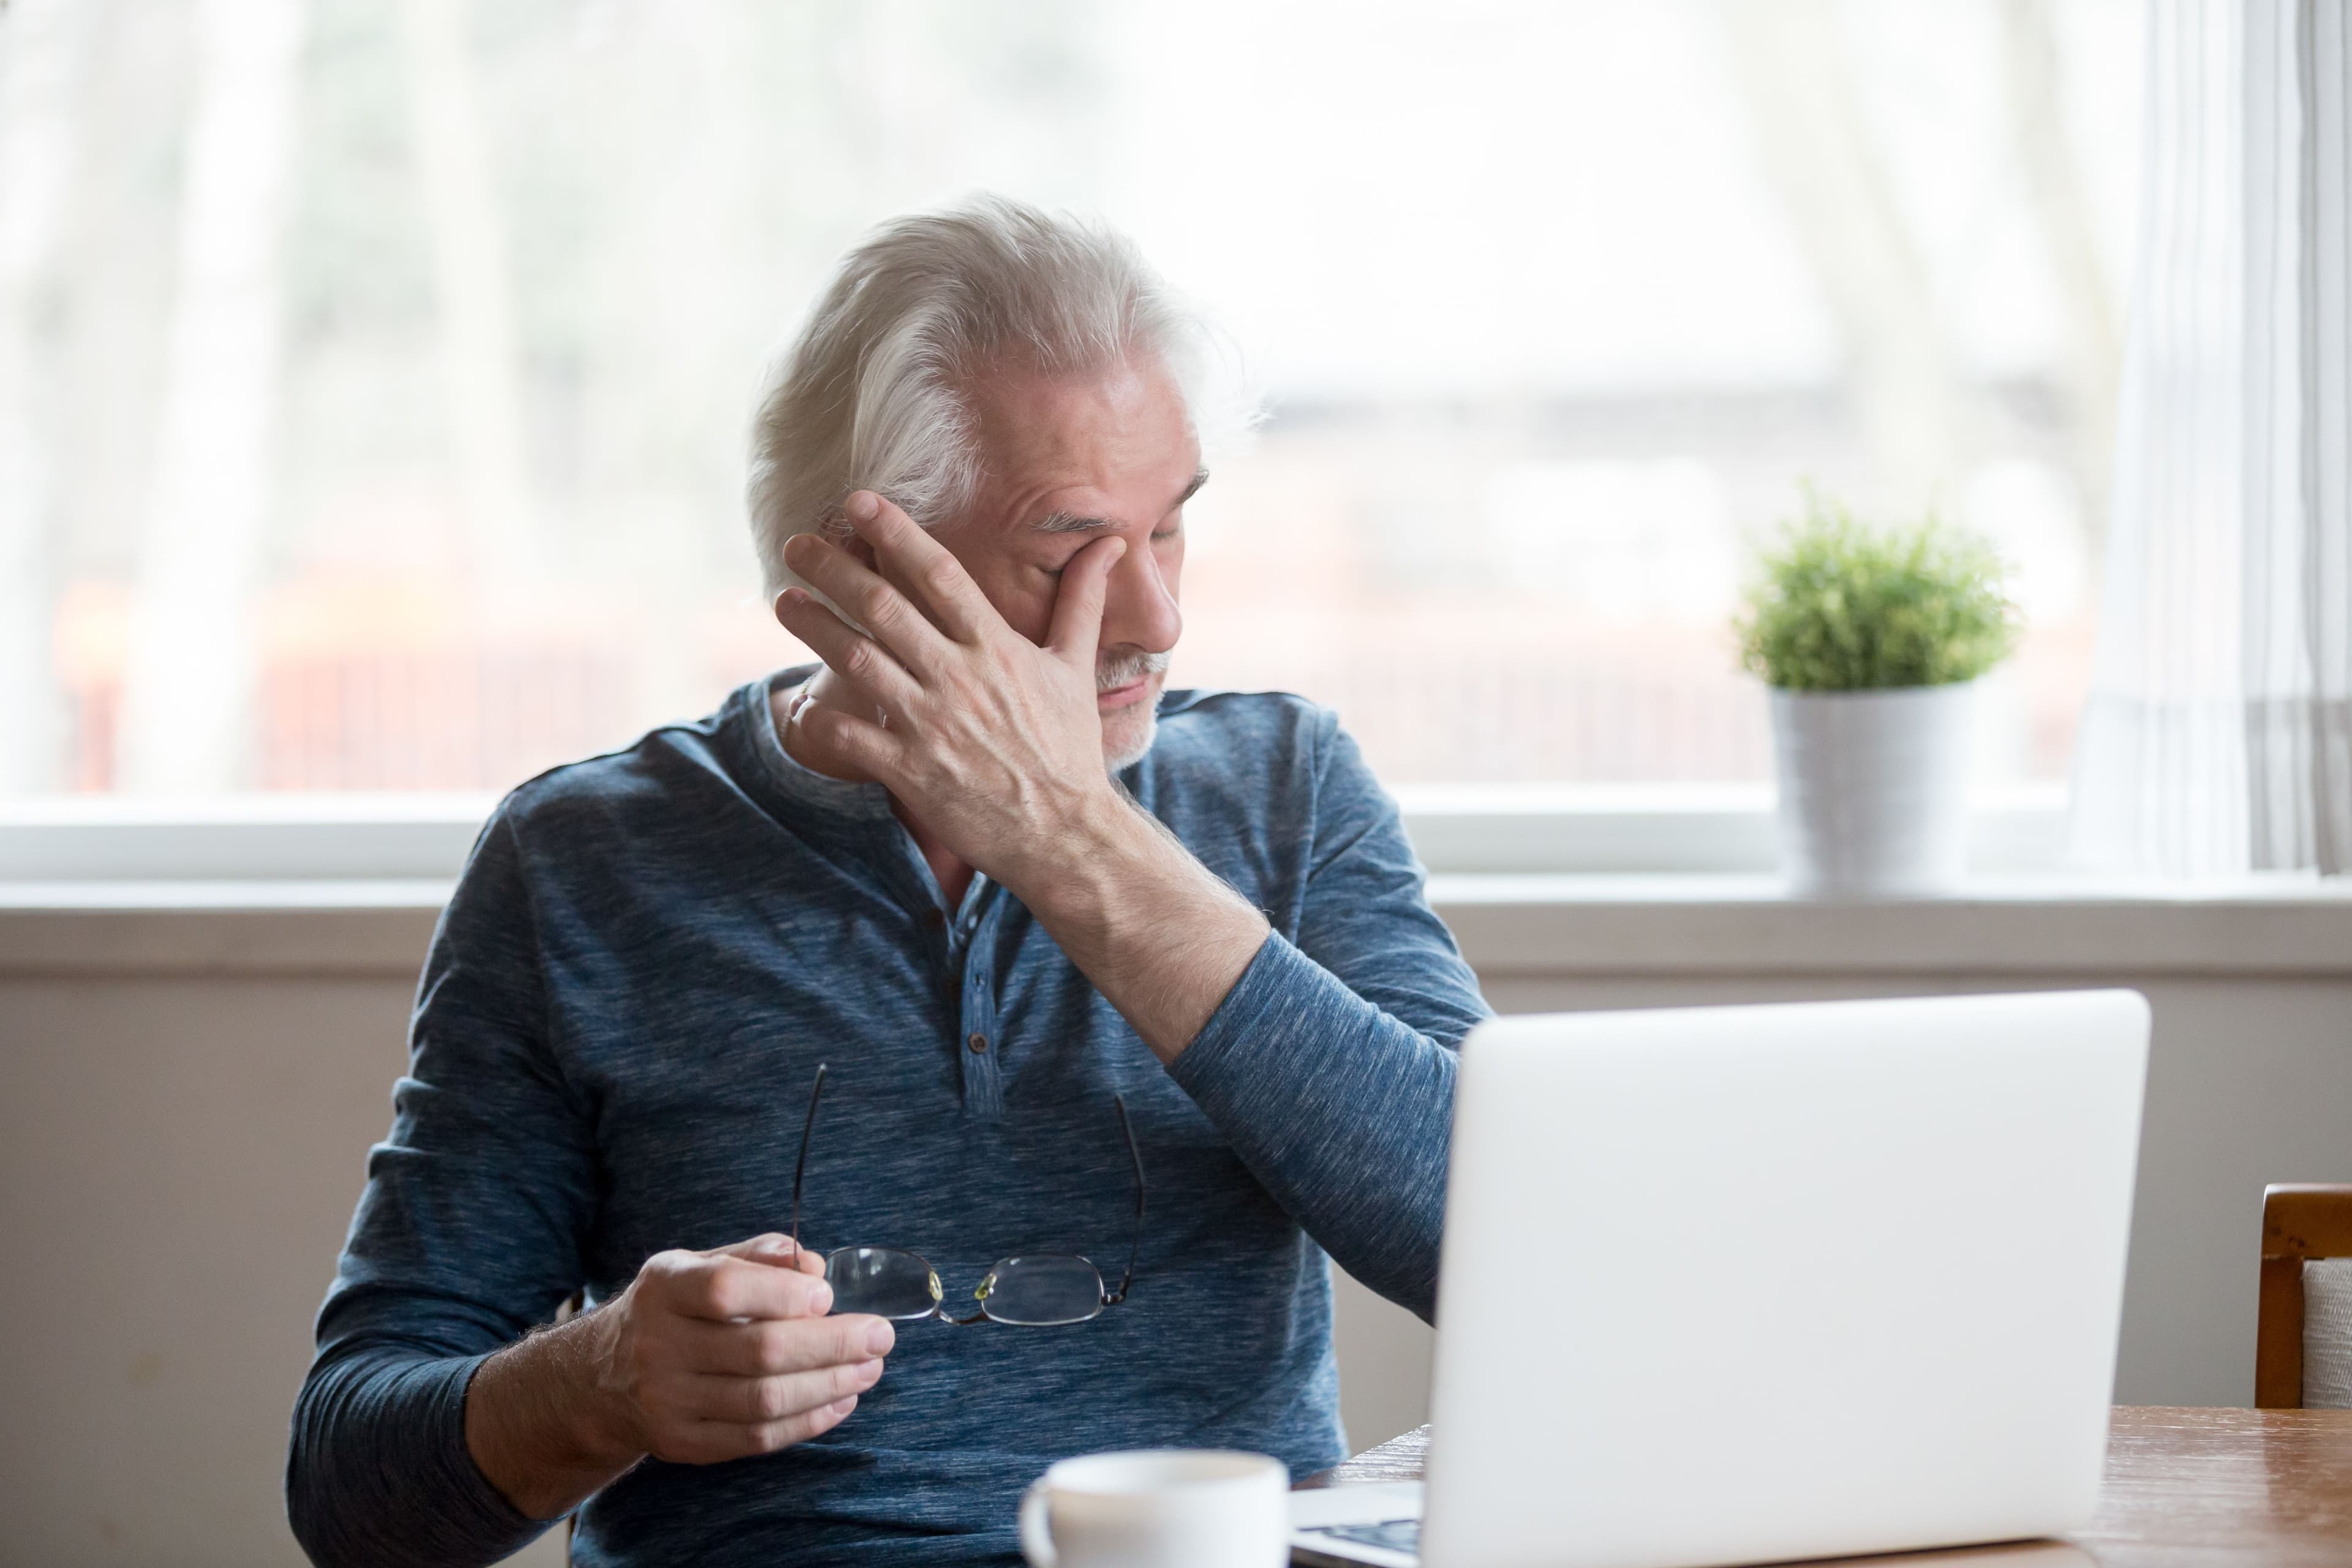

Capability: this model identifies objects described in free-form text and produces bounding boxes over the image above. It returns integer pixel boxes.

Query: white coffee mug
[1017,1449,1289,1568]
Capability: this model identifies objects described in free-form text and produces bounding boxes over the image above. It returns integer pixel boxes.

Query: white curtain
[2070,0,2351,876]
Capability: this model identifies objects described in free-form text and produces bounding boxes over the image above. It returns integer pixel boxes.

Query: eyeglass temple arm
[1104,1093,1147,1306]
[790,1063,828,1258]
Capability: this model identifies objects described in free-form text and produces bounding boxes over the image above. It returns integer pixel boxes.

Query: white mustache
[1097,650,1170,692]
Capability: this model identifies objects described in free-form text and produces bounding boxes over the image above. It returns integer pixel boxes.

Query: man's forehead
[970,352,1169,429]
[961,359,1200,527]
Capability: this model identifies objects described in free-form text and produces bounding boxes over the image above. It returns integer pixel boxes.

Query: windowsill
[4,873,2346,979]
[1426,872,2352,975]
[0,786,2071,881]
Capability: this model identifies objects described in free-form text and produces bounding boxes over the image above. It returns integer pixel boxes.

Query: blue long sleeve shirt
[287,671,1490,1567]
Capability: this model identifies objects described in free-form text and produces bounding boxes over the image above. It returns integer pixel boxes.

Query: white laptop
[1291,990,2149,1568]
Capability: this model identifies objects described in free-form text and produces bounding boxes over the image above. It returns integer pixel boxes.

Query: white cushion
[2305,1257,2352,1409]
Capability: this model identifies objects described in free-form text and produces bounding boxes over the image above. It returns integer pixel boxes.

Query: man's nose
[1099,532,1181,654]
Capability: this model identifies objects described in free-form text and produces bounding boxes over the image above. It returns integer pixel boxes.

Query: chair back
[2256,1184,2352,1408]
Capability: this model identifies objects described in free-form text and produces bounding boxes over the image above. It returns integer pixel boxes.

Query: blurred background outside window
[0,0,2142,799]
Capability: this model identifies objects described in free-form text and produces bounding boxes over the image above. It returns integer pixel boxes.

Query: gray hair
[745,195,1242,598]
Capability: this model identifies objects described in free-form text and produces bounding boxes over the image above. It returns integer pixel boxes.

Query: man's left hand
[774,489,1129,891]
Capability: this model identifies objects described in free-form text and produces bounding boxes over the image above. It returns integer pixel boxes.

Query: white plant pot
[1769,682,1976,897]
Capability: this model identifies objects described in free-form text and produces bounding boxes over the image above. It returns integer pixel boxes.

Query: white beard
[1099,650,1171,773]
[1104,705,1159,773]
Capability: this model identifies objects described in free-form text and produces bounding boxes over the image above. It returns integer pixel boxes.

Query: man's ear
[816,505,875,566]
[813,505,881,580]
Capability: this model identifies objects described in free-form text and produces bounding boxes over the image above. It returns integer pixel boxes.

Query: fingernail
[865,1322,894,1356]
[858,1357,884,1384]
[831,1395,858,1416]
[847,491,878,521]
[812,1282,834,1314]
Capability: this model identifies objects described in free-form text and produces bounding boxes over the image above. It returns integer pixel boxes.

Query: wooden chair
[2256,1184,2352,1408]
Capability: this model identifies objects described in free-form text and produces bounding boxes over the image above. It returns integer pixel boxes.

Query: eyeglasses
[788,1064,1147,1326]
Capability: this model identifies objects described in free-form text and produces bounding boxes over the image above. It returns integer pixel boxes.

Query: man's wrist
[562,1304,649,1472]
[997,777,1270,1064]
[465,1308,645,1520]
[1013,783,1169,927]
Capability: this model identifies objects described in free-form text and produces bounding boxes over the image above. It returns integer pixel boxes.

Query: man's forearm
[463,1312,643,1523]
[1026,797,1464,1316]
[1017,791,1270,1064]
[1161,934,1461,1318]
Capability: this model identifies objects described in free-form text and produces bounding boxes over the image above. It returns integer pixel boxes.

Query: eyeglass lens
[976,1254,1106,1326]
[826,1246,943,1321]
[824,1246,1106,1327]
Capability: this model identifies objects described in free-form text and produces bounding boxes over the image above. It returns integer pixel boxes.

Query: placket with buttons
[948,881,1007,1116]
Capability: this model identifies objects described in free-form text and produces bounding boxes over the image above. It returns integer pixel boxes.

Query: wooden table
[1300,1407,2352,1565]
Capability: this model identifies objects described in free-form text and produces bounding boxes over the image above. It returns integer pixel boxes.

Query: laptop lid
[1422,990,2148,1568]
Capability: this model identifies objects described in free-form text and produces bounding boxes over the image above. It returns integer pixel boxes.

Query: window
[0,0,2141,798]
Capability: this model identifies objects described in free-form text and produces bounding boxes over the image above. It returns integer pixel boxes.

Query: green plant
[1734,493,2019,691]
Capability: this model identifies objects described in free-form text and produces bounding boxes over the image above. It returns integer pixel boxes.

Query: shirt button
[967,1032,989,1054]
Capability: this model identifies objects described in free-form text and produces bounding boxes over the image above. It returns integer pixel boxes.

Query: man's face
[927,355,1199,771]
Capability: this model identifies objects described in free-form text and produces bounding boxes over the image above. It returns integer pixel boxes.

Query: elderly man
[288,196,1488,1567]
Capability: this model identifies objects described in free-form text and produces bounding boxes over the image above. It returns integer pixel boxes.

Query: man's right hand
[464,1234,895,1521]
[592,1233,894,1463]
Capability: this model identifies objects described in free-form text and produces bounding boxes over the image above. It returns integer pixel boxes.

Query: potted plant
[1733,494,2020,895]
